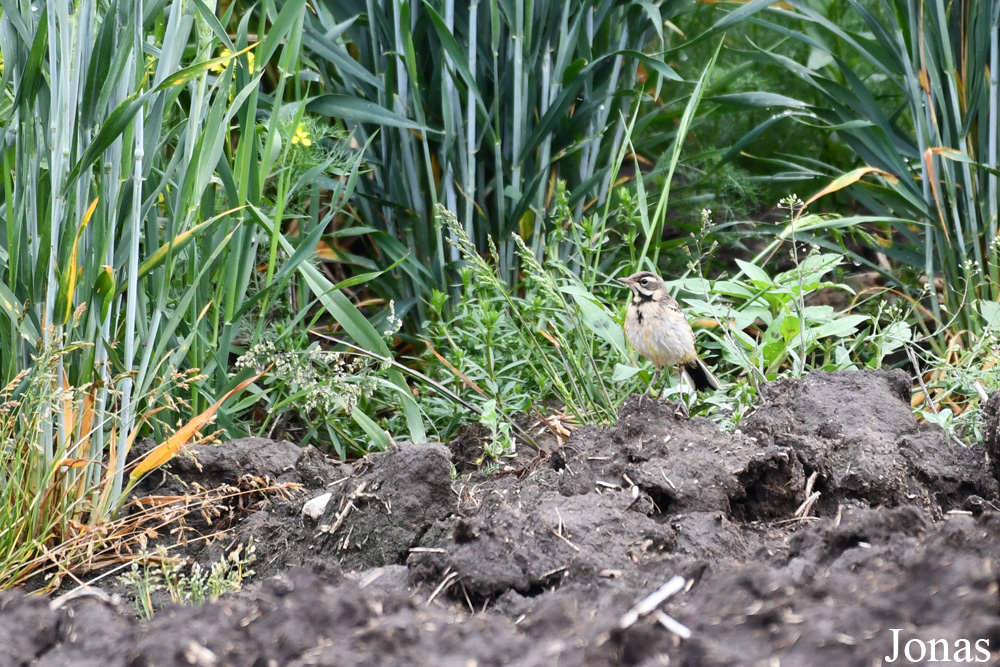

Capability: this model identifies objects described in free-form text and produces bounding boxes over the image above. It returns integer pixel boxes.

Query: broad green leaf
[623,52,682,82]
[977,301,1000,328]
[0,281,38,341]
[94,266,115,321]
[63,93,148,191]
[131,208,242,289]
[799,305,835,320]
[686,0,782,49]
[561,286,626,354]
[709,92,811,109]
[10,4,47,111]
[422,2,489,118]
[780,315,801,343]
[876,321,912,354]
[762,340,785,367]
[308,95,433,133]
[811,315,870,339]
[711,280,760,299]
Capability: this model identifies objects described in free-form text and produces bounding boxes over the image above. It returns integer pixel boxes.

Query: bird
[617,271,721,413]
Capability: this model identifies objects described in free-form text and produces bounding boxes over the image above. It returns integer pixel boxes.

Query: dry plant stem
[619,575,686,629]
[318,480,372,536]
[24,483,295,595]
[975,380,989,403]
[49,587,117,611]
[908,346,938,415]
[426,569,459,605]
[794,471,821,519]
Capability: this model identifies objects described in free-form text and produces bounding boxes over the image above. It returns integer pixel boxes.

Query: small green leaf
[735,259,773,285]
[563,287,626,354]
[351,408,391,452]
[562,58,589,85]
[811,315,870,339]
[94,266,115,321]
[257,0,307,65]
[613,364,643,382]
[64,92,149,191]
[11,5,47,111]
[780,315,801,343]
[762,340,785,366]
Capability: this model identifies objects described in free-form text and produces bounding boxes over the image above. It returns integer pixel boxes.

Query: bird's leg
[674,369,690,418]
[646,369,662,397]
[639,368,662,407]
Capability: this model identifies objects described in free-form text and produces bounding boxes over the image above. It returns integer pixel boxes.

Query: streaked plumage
[617,271,721,405]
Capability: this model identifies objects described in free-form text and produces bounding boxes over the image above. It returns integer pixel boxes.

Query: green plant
[300,0,703,315]
[1,0,306,512]
[478,399,515,462]
[233,302,404,459]
[714,0,1000,341]
[0,338,223,590]
[909,326,1000,444]
[425,202,638,437]
[665,199,917,425]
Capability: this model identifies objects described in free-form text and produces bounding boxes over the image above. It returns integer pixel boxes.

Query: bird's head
[617,271,664,299]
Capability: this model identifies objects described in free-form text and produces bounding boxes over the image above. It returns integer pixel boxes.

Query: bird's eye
[640,278,649,286]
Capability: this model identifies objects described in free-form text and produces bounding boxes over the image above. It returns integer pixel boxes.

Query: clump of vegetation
[233,302,403,458]
[121,541,256,620]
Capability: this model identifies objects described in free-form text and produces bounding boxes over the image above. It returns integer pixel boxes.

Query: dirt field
[4,370,1000,666]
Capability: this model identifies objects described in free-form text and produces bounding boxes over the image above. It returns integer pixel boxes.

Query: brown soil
[4,370,1000,666]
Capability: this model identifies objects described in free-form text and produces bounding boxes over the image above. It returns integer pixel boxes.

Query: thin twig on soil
[654,610,692,639]
[460,581,475,614]
[620,575,686,629]
[427,569,458,605]
[318,480,370,536]
[794,471,820,518]
[550,529,581,552]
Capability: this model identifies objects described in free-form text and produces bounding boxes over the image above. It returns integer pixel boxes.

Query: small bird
[617,271,721,411]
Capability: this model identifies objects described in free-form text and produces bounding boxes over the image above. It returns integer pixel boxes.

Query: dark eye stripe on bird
[616,270,721,415]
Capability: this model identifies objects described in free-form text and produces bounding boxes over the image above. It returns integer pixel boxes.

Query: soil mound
[742,370,997,514]
[3,370,999,667]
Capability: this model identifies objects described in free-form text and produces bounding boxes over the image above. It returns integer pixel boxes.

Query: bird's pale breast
[625,305,697,368]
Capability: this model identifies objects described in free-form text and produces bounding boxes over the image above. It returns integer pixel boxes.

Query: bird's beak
[616,276,633,287]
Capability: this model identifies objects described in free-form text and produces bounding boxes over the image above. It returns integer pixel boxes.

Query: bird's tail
[682,358,722,392]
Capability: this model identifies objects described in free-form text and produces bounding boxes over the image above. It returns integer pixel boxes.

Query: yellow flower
[291,124,312,147]
[210,48,233,74]
[210,48,254,74]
